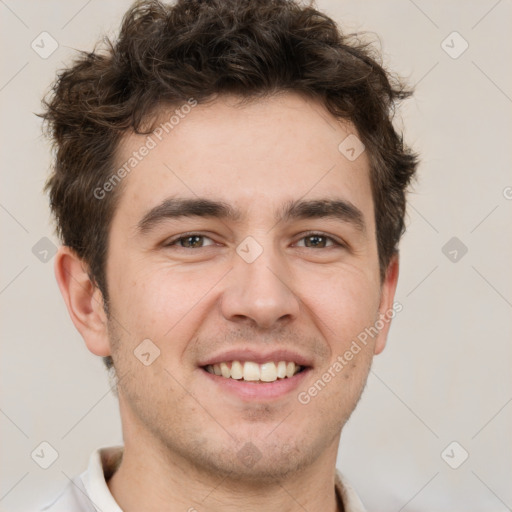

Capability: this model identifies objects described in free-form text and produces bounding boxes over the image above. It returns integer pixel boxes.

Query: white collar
[81,446,123,512]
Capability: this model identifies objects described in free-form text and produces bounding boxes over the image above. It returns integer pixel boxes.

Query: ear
[374,253,400,355]
[54,246,111,357]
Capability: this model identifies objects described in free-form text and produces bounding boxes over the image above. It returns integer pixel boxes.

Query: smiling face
[95,92,398,482]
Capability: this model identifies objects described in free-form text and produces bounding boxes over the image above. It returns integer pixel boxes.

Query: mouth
[198,349,313,400]
[199,353,311,401]
[202,360,305,383]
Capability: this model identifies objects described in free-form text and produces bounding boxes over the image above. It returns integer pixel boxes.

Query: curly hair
[40,0,418,370]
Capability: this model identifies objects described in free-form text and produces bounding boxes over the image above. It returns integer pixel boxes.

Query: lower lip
[200,368,310,401]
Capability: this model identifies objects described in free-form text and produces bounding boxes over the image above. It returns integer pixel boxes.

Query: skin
[55,92,399,512]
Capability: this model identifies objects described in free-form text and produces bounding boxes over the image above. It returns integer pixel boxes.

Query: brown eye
[304,235,328,248]
[180,235,204,248]
[296,234,341,249]
[167,234,215,248]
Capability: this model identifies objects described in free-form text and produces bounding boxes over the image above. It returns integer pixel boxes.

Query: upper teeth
[204,361,301,382]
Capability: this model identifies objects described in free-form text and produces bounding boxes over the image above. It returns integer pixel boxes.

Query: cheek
[112,263,223,343]
[299,268,380,350]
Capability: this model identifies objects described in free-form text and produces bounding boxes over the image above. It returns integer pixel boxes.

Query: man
[39,0,417,510]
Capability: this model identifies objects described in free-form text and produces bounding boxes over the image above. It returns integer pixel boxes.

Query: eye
[164,232,345,250]
[166,234,216,249]
[295,233,344,249]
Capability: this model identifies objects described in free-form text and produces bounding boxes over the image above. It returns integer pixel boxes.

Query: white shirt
[37,446,367,512]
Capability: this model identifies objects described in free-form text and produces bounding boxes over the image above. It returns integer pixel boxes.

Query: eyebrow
[136,197,366,234]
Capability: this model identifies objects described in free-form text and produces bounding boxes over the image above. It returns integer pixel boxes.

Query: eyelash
[164,232,346,250]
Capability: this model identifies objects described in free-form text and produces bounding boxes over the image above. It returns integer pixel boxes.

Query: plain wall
[1,1,511,510]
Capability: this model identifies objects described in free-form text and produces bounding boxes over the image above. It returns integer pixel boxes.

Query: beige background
[1,1,511,510]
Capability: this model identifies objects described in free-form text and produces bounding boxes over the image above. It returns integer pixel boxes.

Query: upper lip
[198,348,313,368]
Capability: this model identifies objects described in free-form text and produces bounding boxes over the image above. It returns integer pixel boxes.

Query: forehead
[112,92,374,230]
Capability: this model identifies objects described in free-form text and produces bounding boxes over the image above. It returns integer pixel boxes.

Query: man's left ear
[374,253,400,355]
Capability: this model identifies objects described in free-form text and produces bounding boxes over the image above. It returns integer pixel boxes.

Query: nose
[220,241,301,330]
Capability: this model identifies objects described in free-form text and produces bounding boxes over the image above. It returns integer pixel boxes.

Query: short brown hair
[40,0,418,368]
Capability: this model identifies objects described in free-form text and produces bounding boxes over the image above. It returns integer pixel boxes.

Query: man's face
[103,93,395,480]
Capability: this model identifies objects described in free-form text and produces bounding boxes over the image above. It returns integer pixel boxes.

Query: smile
[203,360,303,383]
